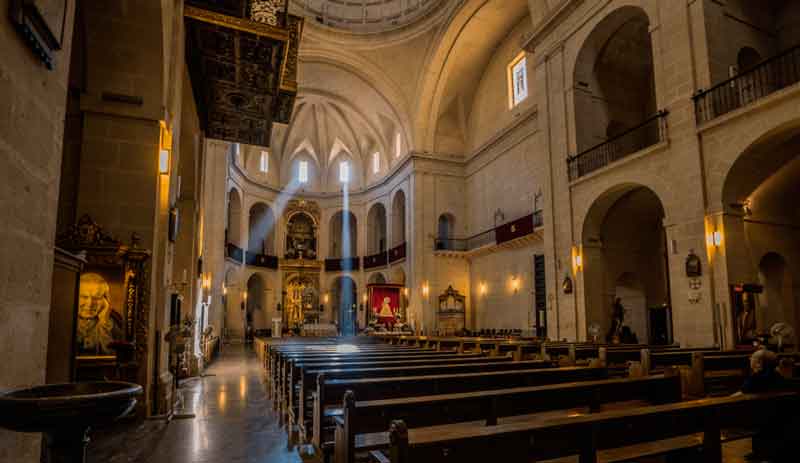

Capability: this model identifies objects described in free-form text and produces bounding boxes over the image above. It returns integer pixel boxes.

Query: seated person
[739,348,783,394]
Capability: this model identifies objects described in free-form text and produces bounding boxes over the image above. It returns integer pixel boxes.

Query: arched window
[298,160,309,183]
[339,160,350,183]
[372,152,380,174]
[508,52,528,108]
[259,150,269,173]
[394,133,402,158]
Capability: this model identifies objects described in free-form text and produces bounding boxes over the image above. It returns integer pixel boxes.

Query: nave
[90,346,304,463]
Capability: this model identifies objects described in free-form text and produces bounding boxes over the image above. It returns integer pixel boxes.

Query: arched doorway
[329,210,358,259]
[759,253,796,336]
[331,276,357,336]
[248,203,276,255]
[227,189,242,247]
[582,185,671,344]
[721,126,800,345]
[574,7,657,153]
[367,203,387,255]
[245,274,266,341]
[392,191,406,246]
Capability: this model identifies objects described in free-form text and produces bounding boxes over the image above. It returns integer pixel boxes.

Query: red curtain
[370,286,400,326]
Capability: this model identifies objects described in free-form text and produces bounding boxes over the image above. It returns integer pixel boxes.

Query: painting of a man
[77,273,123,355]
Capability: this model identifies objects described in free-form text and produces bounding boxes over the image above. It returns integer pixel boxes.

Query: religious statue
[77,273,124,355]
[607,297,625,343]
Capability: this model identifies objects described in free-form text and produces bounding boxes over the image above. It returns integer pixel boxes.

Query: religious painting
[730,284,762,346]
[285,210,317,259]
[56,215,151,383]
[77,271,125,356]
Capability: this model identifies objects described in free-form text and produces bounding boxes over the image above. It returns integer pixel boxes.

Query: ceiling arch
[413,0,530,154]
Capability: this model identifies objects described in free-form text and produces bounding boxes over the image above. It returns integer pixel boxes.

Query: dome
[289,0,444,34]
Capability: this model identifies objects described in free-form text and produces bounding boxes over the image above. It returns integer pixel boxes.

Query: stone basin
[0,381,142,463]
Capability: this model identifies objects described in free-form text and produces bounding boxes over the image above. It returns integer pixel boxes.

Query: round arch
[330,276,358,336]
[572,5,657,154]
[248,202,276,255]
[329,210,358,258]
[227,188,243,247]
[581,184,671,345]
[392,189,407,246]
[367,203,388,255]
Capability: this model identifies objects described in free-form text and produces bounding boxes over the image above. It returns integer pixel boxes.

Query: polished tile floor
[88,345,755,462]
[90,345,311,463]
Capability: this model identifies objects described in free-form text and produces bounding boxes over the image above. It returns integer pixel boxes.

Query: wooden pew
[276,352,485,416]
[295,356,519,439]
[312,366,614,449]
[286,353,493,430]
[336,374,681,463]
[378,391,800,463]
[271,349,453,402]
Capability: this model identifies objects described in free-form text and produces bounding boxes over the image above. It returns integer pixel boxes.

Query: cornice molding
[522,0,585,52]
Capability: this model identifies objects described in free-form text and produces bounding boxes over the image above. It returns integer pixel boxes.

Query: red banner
[370,285,400,327]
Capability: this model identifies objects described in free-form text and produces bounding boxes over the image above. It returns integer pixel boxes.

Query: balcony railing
[567,111,668,181]
[434,211,544,252]
[388,242,407,264]
[245,252,278,269]
[363,251,389,270]
[694,45,800,124]
[225,243,244,264]
[324,257,360,272]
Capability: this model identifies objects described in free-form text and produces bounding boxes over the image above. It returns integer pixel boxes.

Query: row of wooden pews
[259,336,799,463]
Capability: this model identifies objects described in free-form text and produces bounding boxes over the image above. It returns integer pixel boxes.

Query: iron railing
[694,45,800,124]
[363,251,389,269]
[567,110,668,181]
[434,211,543,252]
[245,252,278,269]
[324,257,360,272]
[388,242,407,263]
[225,243,244,264]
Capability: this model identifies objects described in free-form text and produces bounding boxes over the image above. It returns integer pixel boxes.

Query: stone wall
[0,0,75,460]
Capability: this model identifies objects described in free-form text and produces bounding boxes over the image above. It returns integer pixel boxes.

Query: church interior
[2,0,800,462]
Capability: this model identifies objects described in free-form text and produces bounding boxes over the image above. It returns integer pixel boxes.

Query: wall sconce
[511,276,520,294]
[159,149,170,175]
[243,291,248,302]
[222,284,227,296]
[159,121,172,175]
[571,245,583,272]
[422,282,430,298]
[403,287,409,297]
[707,230,722,247]
[479,282,488,296]
[323,293,330,304]
[362,293,368,303]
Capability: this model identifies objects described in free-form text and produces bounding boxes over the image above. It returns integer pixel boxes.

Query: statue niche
[285,212,317,260]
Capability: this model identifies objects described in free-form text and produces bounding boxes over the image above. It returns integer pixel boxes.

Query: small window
[508,52,528,108]
[372,152,380,174]
[298,160,308,183]
[259,151,269,173]
[394,133,402,158]
[339,161,350,183]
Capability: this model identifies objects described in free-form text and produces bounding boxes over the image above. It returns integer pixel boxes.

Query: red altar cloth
[370,286,400,327]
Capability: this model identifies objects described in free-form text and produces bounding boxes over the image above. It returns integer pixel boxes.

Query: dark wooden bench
[276,352,486,417]
[376,391,800,463]
[312,366,614,449]
[335,374,682,463]
[272,350,475,409]
[295,356,520,439]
